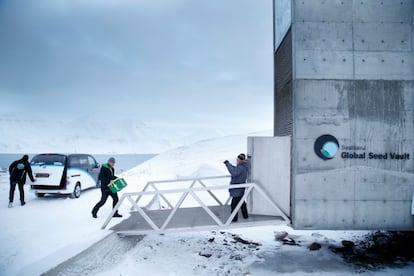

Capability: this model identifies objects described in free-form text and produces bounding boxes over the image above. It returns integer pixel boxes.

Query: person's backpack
[11,161,26,180]
[16,162,25,170]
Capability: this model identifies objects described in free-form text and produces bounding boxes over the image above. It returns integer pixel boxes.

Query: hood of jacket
[240,161,250,170]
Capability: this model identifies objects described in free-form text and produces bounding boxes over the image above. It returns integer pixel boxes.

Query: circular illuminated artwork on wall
[314,135,339,160]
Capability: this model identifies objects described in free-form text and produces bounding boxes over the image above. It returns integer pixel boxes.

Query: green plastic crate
[108,178,128,193]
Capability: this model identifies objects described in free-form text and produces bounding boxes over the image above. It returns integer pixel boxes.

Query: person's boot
[91,210,97,218]
[241,202,248,219]
[8,202,13,208]
[113,212,123,218]
[21,201,26,206]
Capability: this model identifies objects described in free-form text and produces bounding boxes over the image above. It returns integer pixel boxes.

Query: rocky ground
[94,228,414,276]
[332,231,414,272]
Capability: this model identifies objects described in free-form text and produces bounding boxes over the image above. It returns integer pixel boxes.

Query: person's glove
[223,160,229,164]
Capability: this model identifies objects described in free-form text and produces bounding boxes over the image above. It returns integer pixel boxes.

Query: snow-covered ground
[0,172,111,276]
[1,132,414,275]
[0,132,262,276]
[96,226,414,276]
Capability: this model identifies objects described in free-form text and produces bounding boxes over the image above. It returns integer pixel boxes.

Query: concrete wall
[248,136,291,217]
[279,0,414,229]
[292,0,413,81]
[292,80,414,229]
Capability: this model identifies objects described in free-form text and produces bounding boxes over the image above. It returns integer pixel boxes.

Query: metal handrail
[136,175,231,210]
[102,176,290,232]
[146,175,231,185]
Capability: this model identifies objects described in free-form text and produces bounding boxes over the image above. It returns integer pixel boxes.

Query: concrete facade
[248,136,291,217]
[273,0,414,230]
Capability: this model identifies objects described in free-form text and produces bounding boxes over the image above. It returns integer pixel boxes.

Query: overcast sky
[0,0,273,132]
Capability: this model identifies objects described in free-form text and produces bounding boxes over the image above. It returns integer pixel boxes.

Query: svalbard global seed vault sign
[314,134,411,161]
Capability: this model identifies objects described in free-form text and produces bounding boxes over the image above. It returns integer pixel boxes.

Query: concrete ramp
[42,233,143,276]
[111,206,286,236]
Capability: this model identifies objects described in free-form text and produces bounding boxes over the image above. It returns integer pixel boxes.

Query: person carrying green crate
[91,157,122,218]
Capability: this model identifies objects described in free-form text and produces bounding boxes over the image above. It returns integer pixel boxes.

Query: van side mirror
[95,163,100,168]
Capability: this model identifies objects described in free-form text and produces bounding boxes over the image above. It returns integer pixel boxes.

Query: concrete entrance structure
[107,1,413,234]
[254,0,414,230]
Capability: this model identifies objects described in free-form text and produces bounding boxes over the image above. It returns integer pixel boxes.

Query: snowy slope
[120,132,270,188]
[118,132,271,209]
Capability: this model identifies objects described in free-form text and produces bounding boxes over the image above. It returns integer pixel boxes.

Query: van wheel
[71,183,81,199]
[35,192,45,198]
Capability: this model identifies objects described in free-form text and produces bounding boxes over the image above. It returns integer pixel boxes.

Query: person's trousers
[92,189,119,215]
[9,180,25,203]
[230,196,248,221]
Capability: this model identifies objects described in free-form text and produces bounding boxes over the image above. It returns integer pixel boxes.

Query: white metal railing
[136,175,231,210]
[102,176,290,232]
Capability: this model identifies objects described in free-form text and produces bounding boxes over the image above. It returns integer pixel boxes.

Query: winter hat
[237,153,246,161]
[108,157,116,163]
[22,155,29,161]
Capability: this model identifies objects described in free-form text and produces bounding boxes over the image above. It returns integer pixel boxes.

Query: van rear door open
[31,154,66,188]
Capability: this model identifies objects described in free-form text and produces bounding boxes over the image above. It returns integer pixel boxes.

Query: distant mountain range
[0,112,240,154]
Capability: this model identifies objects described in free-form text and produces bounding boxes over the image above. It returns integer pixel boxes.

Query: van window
[68,156,80,168]
[79,156,88,170]
[88,156,97,169]
[31,154,66,166]
[68,155,88,169]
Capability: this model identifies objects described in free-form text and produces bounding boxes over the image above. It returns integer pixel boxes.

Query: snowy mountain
[0,112,248,154]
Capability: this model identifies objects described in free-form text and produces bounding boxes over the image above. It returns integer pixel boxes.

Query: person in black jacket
[91,157,122,218]
[9,155,35,208]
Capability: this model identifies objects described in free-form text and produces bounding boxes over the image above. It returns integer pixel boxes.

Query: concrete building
[249,0,414,230]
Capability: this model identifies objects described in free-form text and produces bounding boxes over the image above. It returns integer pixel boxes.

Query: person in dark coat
[92,157,122,218]
[224,153,250,222]
[9,155,35,208]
